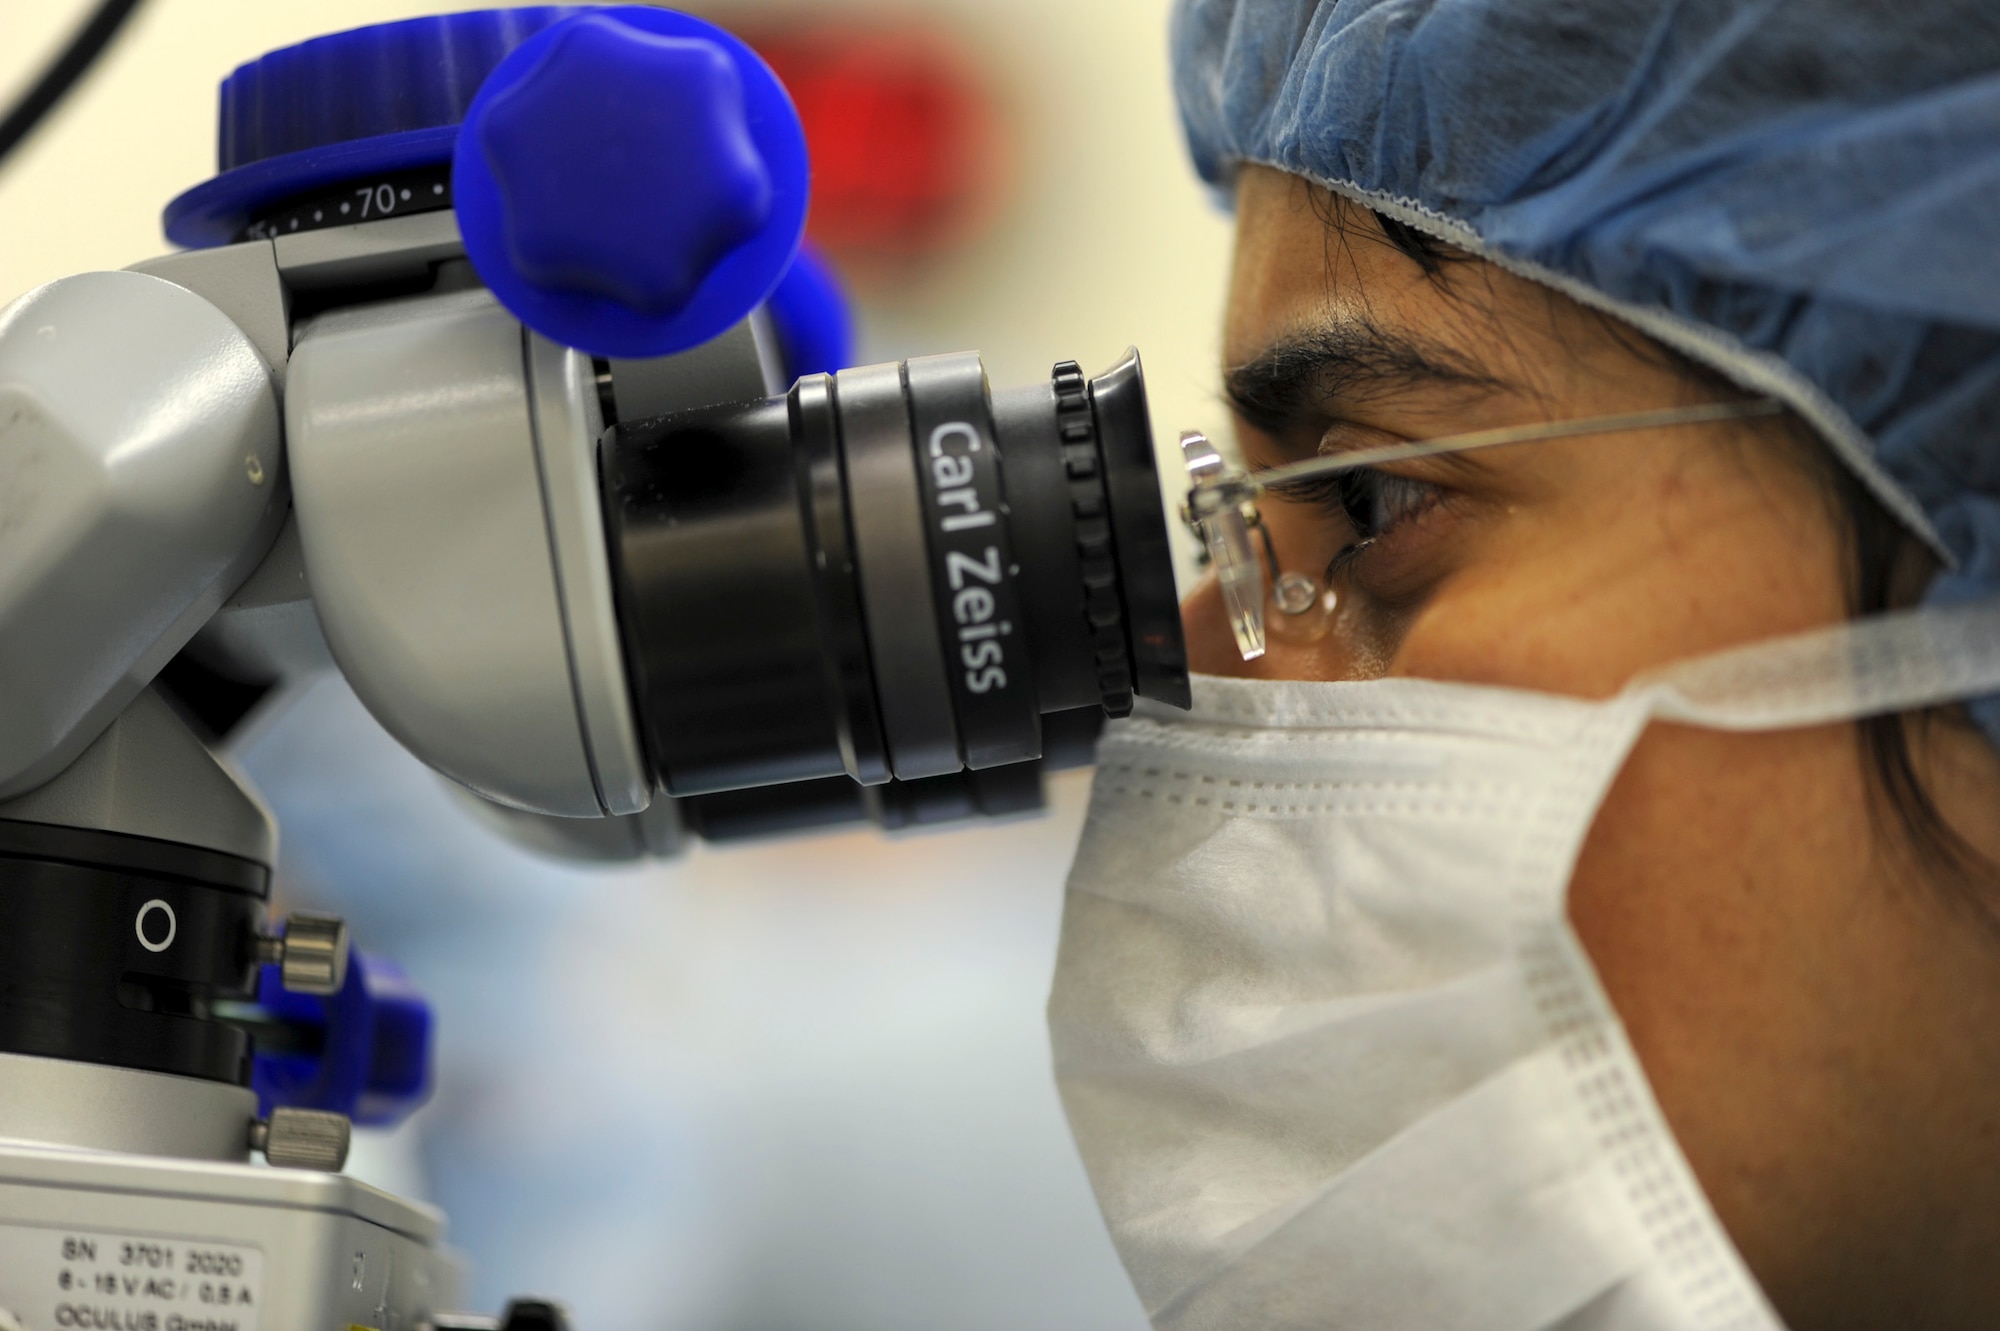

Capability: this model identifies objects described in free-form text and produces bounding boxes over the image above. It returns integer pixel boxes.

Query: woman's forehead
[1226,170,1492,361]
[1225,168,1681,406]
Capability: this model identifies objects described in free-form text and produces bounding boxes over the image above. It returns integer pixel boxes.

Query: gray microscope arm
[0,213,781,860]
[0,265,284,803]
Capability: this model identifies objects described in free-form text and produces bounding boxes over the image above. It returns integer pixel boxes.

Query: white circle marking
[135,899,176,953]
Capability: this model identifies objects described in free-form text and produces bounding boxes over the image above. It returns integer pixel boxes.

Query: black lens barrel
[833,361,965,781]
[597,394,859,795]
[599,349,1188,799]
[904,352,1040,770]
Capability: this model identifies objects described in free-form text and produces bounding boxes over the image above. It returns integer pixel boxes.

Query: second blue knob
[453,6,809,358]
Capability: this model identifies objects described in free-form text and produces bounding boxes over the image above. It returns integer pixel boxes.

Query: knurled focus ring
[1051,361,1135,717]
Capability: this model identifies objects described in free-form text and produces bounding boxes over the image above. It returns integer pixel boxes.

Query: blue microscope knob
[453,7,809,358]
[766,245,855,379]
[163,7,577,249]
[251,948,434,1128]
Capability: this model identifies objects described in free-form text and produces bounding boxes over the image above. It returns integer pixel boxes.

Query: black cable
[0,0,148,170]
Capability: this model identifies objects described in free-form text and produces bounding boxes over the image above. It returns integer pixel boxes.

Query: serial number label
[0,1225,262,1331]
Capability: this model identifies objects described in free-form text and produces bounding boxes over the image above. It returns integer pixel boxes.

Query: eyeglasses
[1180,399,1784,661]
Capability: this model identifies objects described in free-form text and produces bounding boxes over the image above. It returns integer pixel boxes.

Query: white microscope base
[0,1139,458,1331]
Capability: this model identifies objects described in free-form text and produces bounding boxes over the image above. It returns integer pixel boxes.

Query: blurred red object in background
[732,14,1009,281]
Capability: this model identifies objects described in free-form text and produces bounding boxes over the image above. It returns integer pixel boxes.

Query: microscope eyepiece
[599,349,1190,798]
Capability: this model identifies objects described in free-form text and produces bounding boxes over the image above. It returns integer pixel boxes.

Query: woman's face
[1184,165,2000,1330]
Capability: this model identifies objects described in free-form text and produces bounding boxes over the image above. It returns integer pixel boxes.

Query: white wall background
[0,4,1233,1327]
[0,0,1234,581]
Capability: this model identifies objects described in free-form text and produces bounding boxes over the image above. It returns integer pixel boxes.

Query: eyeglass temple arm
[1236,398,1784,496]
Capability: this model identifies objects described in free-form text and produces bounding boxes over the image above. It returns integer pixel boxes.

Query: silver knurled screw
[255,911,350,994]
[249,1106,351,1171]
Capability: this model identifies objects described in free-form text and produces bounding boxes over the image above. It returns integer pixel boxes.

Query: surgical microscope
[0,6,1189,1327]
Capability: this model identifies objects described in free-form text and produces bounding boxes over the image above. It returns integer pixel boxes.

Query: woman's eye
[1333,468,1438,542]
[1265,464,1446,583]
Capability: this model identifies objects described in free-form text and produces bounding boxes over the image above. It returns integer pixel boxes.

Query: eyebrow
[1223,315,1515,438]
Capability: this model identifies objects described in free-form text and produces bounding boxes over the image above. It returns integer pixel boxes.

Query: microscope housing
[0,6,1187,1325]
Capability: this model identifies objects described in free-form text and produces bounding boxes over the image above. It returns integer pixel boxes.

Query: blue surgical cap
[1173,0,2000,736]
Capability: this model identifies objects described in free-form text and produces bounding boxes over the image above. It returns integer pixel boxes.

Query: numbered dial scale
[239,165,454,242]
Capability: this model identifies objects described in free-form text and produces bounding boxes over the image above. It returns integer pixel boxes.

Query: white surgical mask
[1049,599,2000,1331]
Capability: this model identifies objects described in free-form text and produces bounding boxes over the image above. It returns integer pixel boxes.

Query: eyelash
[1275,468,1444,579]
[1337,469,1439,541]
